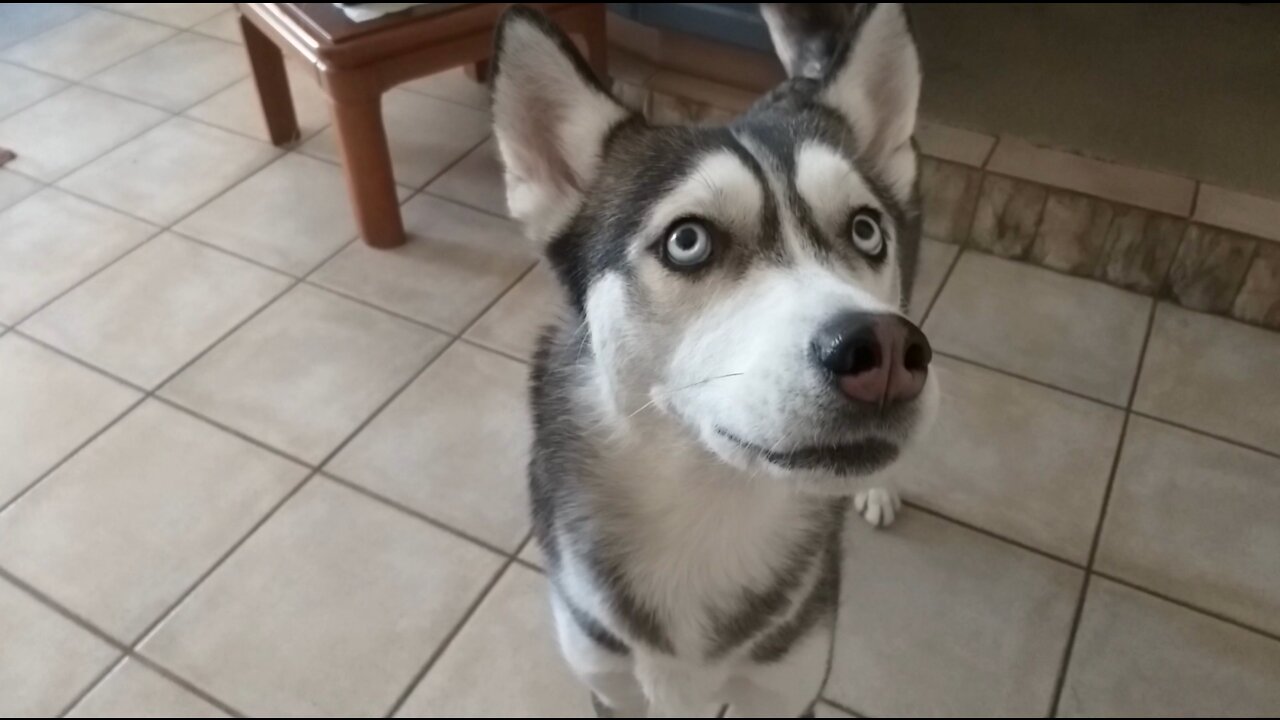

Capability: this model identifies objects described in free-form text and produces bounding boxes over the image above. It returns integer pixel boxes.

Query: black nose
[811,312,932,406]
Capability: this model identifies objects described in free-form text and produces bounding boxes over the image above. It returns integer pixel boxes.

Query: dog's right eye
[661,221,714,270]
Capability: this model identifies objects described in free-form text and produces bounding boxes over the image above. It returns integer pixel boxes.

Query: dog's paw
[854,488,901,527]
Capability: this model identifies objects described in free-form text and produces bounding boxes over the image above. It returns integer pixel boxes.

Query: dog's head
[493,3,937,491]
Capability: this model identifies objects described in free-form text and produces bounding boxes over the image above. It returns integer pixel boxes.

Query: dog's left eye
[663,221,713,269]
[850,209,885,257]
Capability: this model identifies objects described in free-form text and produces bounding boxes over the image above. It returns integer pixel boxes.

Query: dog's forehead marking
[639,148,764,245]
[731,130,844,261]
[793,141,878,227]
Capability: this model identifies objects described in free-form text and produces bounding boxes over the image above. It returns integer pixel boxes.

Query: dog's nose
[812,312,931,406]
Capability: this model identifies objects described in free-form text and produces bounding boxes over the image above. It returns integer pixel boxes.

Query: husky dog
[490,3,936,716]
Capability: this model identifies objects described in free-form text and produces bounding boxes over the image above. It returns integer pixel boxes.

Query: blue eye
[851,211,884,256]
[665,221,713,267]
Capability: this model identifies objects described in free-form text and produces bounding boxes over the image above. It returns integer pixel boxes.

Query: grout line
[125,470,319,649]
[8,228,162,329]
[0,565,127,651]
[163,228,309,279]
[417,188,511,223]
[124,654,247,718]
[979,135,999,169]
[84,4,220,32]
[456,336,531,366]
[1128,410,1280,463]
[511,557,544,575]
[903,502,1084,570]
[1047,296,1157,717]
[394,83,493,115]
[3,84,178,184]
[57,653,129,718]
[382,556,518,718]
[821,696,866,718]
[1228,238,1264,311]
[932,349,1127,411]
[298,279,461,339]
[917,245,964,325]
[1091,571,1280,644]
[322,472,521,562]
[0,393,146,518]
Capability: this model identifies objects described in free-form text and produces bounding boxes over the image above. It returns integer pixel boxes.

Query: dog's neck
[573,361,835,572]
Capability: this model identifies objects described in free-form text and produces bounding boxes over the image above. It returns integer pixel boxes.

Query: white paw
[854,488,901,527]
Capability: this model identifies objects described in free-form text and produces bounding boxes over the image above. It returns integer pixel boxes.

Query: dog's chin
[699,426,907,494]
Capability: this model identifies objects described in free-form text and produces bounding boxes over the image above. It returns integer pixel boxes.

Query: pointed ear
[760,3,865,79]
[819,4,921,197]
[491,6,631,242]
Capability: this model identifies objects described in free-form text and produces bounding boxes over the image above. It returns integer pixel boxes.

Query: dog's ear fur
[491,7,630,242]
[763,3,920,196]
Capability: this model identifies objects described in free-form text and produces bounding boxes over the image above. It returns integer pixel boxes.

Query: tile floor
[2,4,1279,718]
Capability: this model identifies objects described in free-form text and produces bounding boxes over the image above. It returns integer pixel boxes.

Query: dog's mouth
[715,428,899,476]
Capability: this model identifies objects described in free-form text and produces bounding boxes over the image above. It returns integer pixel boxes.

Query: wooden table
[236,3,607,248]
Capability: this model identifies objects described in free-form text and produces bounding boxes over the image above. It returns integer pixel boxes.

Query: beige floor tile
[1059,579,1280,717]
[0,188,157,324]
[464,264,561,362]
[1097,417,1280,635]
[22,233,290,388]
[915,121,995,167]
[0,61,68,119]
[0,168,41,212]
[58,117,279,225]
[329,343,533,551]
[141,478,504,716]
[68,659,228,718]
[312,194,536,332]
[0,86,168,181]
[396,564,592,718]
[926,252,1151,404]
[424,138,507,217]
[827,512,1081,716]
[400,67,491,111]
[1135,302,1280,454]
[907,238,959,322]
[86,33,247,112]
[0,401,306,641]
[0,334,139,507]
[300,90,489,188]
[161,285,447,463]
[883,356,1123,562]
[987,136,1196,216]
[189,10,242,45]
[184,64,330,145]
[1,10,174,80]
[97,3,229,29]
[175,154,364,275]
[0,4,86,52]
[0,576,119,717]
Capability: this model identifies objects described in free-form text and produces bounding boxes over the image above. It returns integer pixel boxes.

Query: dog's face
[493,4,937,490]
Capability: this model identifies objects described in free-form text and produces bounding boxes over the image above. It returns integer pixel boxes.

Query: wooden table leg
[330,95,406,249]
[464,58,490,84]
[239,15,300,146]
[581,5,609,82]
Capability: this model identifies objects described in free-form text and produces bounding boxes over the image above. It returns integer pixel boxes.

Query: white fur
[818,4,921,202]
[492,17,629,242]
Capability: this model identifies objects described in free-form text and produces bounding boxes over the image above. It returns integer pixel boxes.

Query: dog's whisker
[625,373,747,419]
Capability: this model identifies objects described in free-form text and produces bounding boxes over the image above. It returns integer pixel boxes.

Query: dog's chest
[585,434,824,654]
